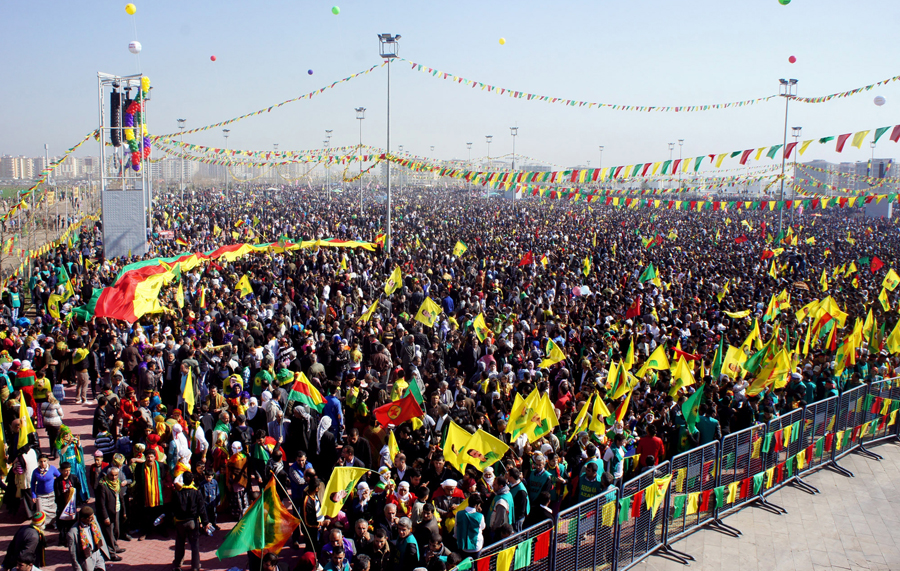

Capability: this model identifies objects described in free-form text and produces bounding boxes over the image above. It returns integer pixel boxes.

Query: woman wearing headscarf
[313,415,338,483]
[56,425,90,503]
[247,396,266,433]
[226,442,249,517]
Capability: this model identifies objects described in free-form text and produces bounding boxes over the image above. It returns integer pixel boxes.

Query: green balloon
[332,5,340,14]
[778,0,790,4]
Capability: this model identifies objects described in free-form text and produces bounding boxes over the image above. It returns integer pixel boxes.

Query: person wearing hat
[1,511,47,571]
[66,506,110,571]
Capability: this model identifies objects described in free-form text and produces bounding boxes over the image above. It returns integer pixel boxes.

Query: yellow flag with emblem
[569,394,594,442]
[357,300,379,325]
[883,269,900,292]
[457,429,509,472]
[473,313,491,342]
[176,281,185,308]
[322,467,370,517]
[443,420,471,471]
[879,288,891,312]
[236,274,253,298]
[636,344,670,379]
[452,240,468,257]
[384,266,403,295]
[819,269,828,292]
[588,393,612,434]
[538,339,565,368]
[414,297,442,327]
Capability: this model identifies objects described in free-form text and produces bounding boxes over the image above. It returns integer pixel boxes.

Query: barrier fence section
[449,378,900,571]
[471,520,554,571]
[861,379,900,446]
[616,461,671,571]
[834,384,868,462]
[665,441,719,543]
[797,394,840,477]
[715,423,767,519]
[555,487,618,571]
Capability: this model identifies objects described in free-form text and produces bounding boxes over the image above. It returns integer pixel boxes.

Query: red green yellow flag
[287,372,326,412]
[216,478,299,560]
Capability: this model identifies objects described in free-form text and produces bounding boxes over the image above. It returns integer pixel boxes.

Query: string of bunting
[402,58,900,113]
[798,161,900,185]
[155,63,385,138]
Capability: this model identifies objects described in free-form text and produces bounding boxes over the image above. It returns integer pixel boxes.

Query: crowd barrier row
[452,378,900,571]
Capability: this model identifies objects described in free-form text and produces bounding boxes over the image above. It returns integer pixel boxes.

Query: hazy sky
[2,0,900,169]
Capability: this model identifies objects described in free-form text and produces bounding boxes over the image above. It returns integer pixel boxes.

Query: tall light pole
[378,33,400,253]
[678,139,684,192]
[223,129,230,198]
[791,126,801,224]
[177,119,186,201]
[778,78,798,234]
[398,145,404,192]
[356,107,366,215]
[485,135,493,172]
[598,145,604,190]
[467,142,473,193]
[273,143,279,184]
[325,129,333,197]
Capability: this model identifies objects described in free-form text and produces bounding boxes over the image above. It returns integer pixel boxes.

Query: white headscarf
[172,424,190,459]
[316,415,332,454]
[247,397,260,420]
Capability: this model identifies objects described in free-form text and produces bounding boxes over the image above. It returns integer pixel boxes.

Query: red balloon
[788,55,796,63]
[210,55,217,62]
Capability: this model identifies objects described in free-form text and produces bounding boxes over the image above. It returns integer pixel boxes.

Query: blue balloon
[308,69,313,75]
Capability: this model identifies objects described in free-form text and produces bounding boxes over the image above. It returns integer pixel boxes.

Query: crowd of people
[1,185,898,571]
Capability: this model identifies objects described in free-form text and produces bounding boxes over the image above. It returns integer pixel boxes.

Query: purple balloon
[124,115,134,127]
[307,69,313,75]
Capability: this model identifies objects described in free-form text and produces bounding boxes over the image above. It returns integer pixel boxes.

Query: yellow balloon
[499,38,506,45]
[141,76,150,91]
[125,3,136,15]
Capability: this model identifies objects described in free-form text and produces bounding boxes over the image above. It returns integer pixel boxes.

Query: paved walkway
[634,441,900,571]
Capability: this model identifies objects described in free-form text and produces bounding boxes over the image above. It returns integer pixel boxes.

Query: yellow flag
[583,255,591,277]
[879,288,891,312]
[176,281,185,308]
[48,294,64,320]
[622,338,635,371]
[183,368,195,415]
[473,313,491,342]
[644,475,673,519]
[884,269,900,292]
[18,396,35,448]
[457,429,509,472]
[887,319,900,354]
[819,269,828,292]
[589,393,611,434]
[387,430,400,464]
[322,467,370,517]
[568,394,593,442]
[357,300,379,325]
[539,339,565,369]
[724,309,751,319]
[669,357,695,396]
[443,420,471,471]
[636,344,670,379]
[236,274,253,298]
[768,260,778,280]
[384,266,403,295]
[414,297,442,327]
[452,240,468,257]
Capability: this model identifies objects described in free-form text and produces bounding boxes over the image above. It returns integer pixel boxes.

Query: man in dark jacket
[172,472,209,571]
[94,467,124,561]
[2,512,47,570]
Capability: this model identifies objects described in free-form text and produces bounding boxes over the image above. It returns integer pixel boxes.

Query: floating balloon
[778,0,790,4]
[128,41,142,54]
[210,55,216,62]
[125,3,136,15]
[788,55,796,63]
[307,69,313,75]
[332,5,340,14]
[875,96,886,106]
[499,38,506,45]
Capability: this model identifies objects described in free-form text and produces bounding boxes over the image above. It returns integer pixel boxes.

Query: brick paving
[633,441,900,571]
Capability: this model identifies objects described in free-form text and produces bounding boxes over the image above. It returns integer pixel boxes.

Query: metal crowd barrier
[448,378,900,571]
[477,519,554,571]
[665,441,720,544]
[616,461,672,570]
[555,487,617,571]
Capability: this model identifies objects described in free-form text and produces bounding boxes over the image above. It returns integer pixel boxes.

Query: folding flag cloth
[287,372,326,412]
[321,467,370,518]
[453,240,468,257]
[18,397,34,448]
[442,420,472,470]
[473,313,491,342]
[357,300,379,325]
[216,478,299,559]
[236,274,253,297]
[374,393,423,428]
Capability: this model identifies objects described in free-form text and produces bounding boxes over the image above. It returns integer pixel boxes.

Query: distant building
[794,159,898,196]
